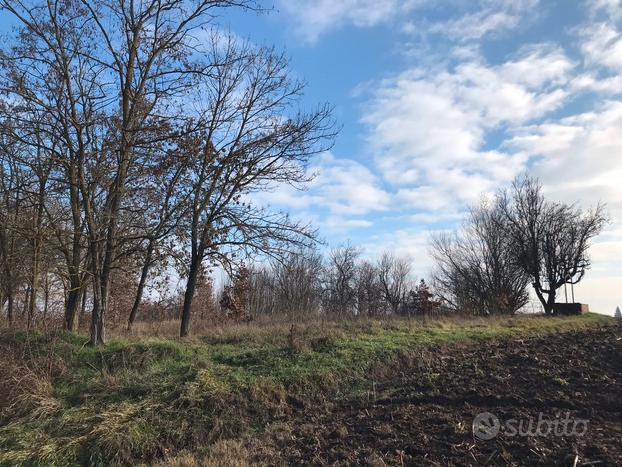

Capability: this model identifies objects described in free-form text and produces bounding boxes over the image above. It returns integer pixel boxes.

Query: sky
[1,1,619,315]
[220,0,622,315]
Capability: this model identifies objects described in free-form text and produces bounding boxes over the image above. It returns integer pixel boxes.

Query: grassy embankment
[0,313,614,466]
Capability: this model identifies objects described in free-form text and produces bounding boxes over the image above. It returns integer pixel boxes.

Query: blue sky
[2,1,619,314]
[224,0,622,314]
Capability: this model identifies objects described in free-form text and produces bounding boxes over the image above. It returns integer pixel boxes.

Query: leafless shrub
[431,201,530,315]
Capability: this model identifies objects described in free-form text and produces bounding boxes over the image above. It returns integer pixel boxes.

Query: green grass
[0,313,614,466]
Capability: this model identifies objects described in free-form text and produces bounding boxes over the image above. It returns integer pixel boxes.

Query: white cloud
[308,153,391,216]
[510,102,622,178]
[580,22,622,71]
[394,1,544,68]
[281,0,540,44]
[571,73,622,93]
[409,211,463,224]
[360,229,436,276]
[403,0,539,43]
[588,0,622,20]
[279,0,421,43]
[430,11,519,41]
[323,216,373,232]
[509,101,622,213]
[256,152,390,231]
[498,44,574,88]
[360,45,571,208]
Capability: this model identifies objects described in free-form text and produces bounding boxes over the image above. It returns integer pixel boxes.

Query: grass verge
[0,313,614,466]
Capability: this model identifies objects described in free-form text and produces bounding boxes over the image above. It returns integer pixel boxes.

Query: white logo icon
[473,412,501,440]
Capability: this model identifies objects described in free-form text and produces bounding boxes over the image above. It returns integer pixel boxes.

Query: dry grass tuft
[154,439,251,467]
[0,333,64,419]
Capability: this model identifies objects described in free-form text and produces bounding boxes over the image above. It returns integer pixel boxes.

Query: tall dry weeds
[0,332,64,420]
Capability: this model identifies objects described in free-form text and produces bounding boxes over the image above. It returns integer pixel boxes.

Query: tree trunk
[7,292,13,326]
[28,176,46,330]
[546,290,556,315]
[64,165,83,331]
[127,241,154,332]
[28,254,39,329]
[180,253,202,338]
[98,280,107,345]
[80,285,87,323]
[88,230,105,345]
[90,274,103,345]
[65,287,81,331]
[533,283,551,314]
[22,285,31,319]
[95,160,128,344]
[43,274,49,319]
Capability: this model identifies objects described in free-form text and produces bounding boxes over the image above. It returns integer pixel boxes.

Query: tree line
[245,248,439,318]
[128,247,441,324]
[0,0,335,344]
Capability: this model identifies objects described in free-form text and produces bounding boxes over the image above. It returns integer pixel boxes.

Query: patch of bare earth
[251,323,622,466]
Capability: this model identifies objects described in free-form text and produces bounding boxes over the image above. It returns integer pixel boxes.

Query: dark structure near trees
[553,303,590,315]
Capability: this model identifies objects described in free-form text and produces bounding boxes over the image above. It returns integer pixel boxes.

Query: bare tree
[355,260,384,316]
[431,201,530,315]
[0,0,262,344]
[0,137,30,325]
[77,0,263,344]
[175,35,334,336]
[323,244,360,315]
[245,249,323,319]
[498,175,608,314]
[0,0,110,339]
[272,249,324,317]
[247,265,276,316]
[377,252,412,315]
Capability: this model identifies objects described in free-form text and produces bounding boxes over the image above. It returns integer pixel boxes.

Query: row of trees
[142,174,608,322]
[0,0,335,344]
[50,248,438,328]
[432,176,607,315]
[242,248,439,318]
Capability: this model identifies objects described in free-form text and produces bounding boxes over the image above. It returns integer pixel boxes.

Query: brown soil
[251,323,622,466]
